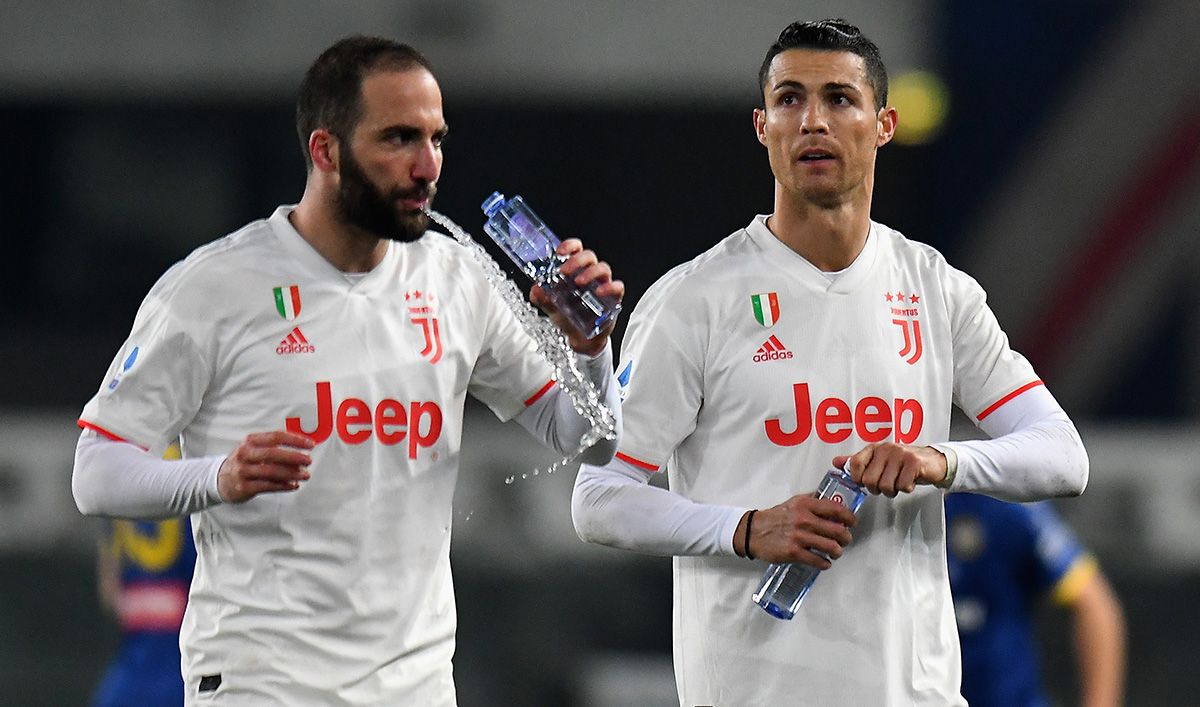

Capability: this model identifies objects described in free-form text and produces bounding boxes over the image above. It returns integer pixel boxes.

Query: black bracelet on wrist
[744,509,757,560]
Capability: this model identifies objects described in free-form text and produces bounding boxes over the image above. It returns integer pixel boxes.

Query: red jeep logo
[286,382,443,459]
[765,382,923,446]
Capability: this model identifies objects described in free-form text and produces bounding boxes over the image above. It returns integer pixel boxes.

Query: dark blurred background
[1,1,1197,704]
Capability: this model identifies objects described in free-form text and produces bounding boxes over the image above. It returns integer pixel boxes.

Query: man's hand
[834,443,948,497]
[218,431,316,503]
[740,495,857,567]
[529,238,624,357]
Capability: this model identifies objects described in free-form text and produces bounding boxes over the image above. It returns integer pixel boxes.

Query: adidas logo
[276,327,315,355]
[753,335,793,363]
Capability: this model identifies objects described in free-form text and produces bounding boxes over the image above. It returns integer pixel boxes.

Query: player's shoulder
[873,221,951,270]
[412,227,479,266]
[405,227,500,295]
[873,221,985,296]
[635,223,761,314]
[145,217,276,303]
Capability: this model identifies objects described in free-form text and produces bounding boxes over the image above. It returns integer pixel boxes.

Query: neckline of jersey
[267,205,399,293]
[745,214,879,295]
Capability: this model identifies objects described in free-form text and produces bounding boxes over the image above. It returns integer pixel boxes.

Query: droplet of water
[425,209,618,483]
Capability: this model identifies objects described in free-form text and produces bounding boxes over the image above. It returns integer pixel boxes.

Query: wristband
[743,509,757,560]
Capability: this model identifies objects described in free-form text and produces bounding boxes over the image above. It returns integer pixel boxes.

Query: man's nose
[800,104,829,134]
[412,141,441,182]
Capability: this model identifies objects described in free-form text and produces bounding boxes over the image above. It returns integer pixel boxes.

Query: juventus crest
[406,289,443,364]
[885,290,923,365]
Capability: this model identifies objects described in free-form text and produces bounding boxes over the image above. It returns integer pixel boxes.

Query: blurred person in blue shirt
[92,444,196,707]
[946,493,1125,707]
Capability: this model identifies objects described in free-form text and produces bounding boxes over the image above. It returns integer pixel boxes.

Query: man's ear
[753,108,768,147]
[309,129,339,173]
[877,106,898,147]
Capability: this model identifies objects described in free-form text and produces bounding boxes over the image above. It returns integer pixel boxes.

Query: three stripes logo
[750,292,780,327]
[753,334,793,363]
[276,327,315,355]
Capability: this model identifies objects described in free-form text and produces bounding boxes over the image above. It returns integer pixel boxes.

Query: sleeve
[570,271,744,557]
[1021,502,1095,605]
[78,269,214,456]
[938,268,1088,499]
[513,342,621,466]
[947,270,1042,422]
[466,273,557,422]
[938,384,1088,499]
[73,430,225,519]
[608,271,707,471]
[572,456,746,557]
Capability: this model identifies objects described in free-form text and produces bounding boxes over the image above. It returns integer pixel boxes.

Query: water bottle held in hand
[752,464,866,620]
[481,192,621,339]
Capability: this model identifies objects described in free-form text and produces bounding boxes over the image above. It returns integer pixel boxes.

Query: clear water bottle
[752,466,867,620]
[481,192,621,339]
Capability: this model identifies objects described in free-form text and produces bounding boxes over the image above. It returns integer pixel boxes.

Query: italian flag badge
[273,285,302,320]
[750,292,780,327]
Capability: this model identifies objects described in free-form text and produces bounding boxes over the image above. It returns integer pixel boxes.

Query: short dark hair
[296,35,434,171]
[757,19,888,111]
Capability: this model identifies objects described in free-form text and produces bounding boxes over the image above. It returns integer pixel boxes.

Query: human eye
[382,128,419,146]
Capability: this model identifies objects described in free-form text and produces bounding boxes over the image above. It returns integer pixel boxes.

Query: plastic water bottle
[481,192,621,338]
[752,466,866,620]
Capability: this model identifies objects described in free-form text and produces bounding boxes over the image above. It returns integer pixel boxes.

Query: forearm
[1073,575,1127,707]
[514,342,621,465]
[943,388,1089,500]
[572,457,744,557]
[73,431,224,519]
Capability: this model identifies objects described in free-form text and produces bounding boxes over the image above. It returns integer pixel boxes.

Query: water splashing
[425,209,618,481]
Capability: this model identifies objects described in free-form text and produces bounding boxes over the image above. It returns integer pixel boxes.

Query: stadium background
[1,1,1197,704]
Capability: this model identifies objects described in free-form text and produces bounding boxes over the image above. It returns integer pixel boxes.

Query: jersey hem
[78,419,147,450]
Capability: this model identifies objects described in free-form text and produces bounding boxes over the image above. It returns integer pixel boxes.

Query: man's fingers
[242,462,311,484]
[594,278,625,300]
[556,238,584,257]
[243,430,316,449]
[238,444,312,467]
[877,456,903,497]
[571,261,612,286]
[221,430,319,503]
[241,479,303,496]
[809,498,857,527]
[793,547,834,570]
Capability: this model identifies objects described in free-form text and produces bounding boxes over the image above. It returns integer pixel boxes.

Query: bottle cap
[481,191,506,217]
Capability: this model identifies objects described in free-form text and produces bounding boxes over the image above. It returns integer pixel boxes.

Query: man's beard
[334,148,436,242]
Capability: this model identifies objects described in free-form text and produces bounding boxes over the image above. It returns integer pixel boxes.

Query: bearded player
[73,36,622,705]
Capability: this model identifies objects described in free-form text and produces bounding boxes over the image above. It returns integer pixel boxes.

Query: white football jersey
[615,216,1040,706]
[80,206,554,705]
